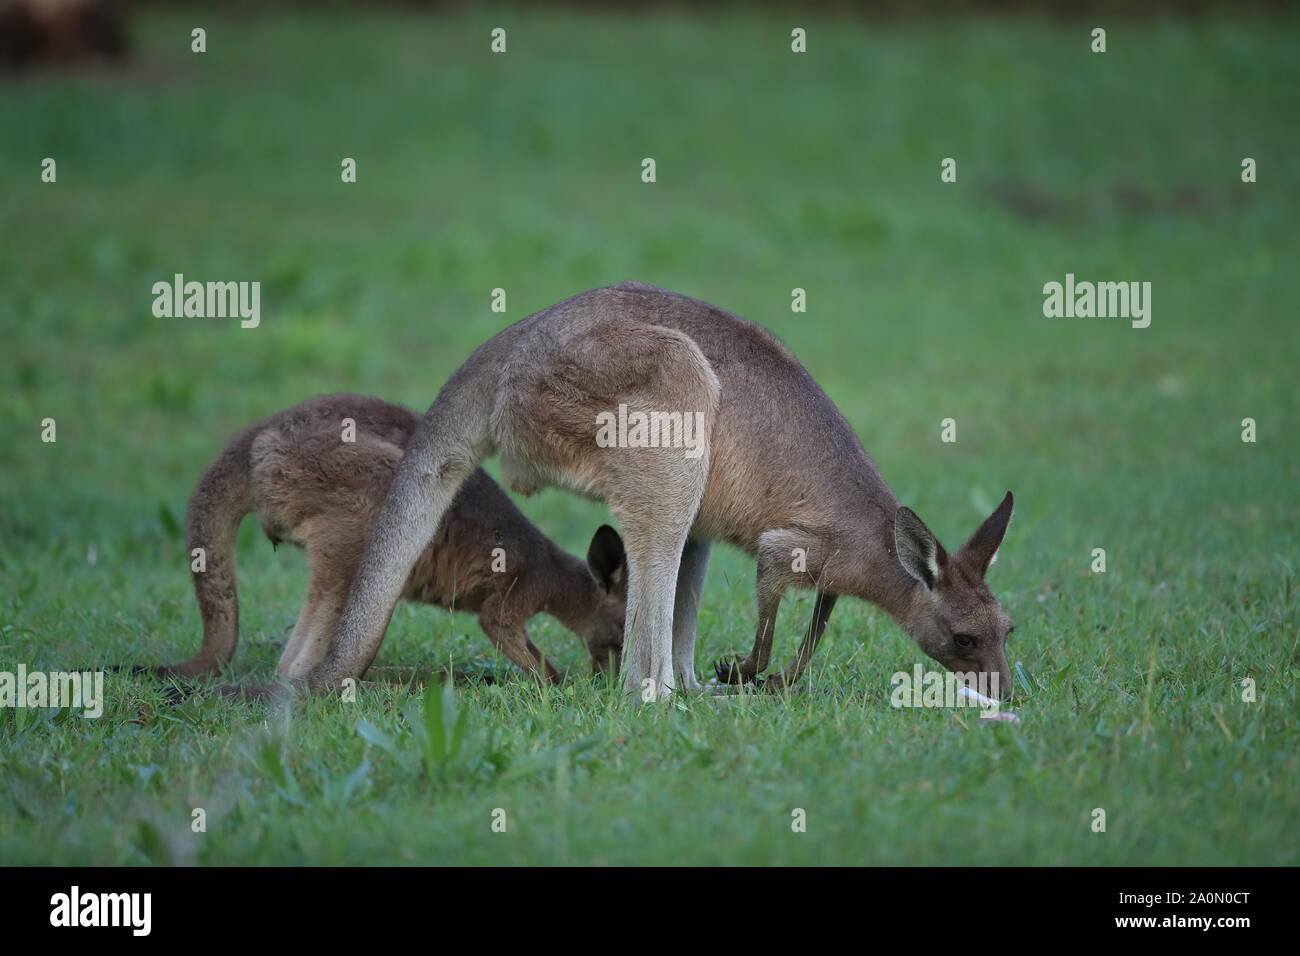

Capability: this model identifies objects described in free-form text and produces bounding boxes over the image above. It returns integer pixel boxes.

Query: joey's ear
[894,506,947,590]
[586,525,626,592]
[958,491,1014,577]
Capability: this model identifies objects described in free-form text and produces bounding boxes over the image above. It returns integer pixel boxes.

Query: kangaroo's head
[582,524,628,675]
[893,492,1016,698]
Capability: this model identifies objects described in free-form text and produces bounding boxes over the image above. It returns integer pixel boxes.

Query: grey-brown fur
[315,283,1016,700]
[157,394,626,685]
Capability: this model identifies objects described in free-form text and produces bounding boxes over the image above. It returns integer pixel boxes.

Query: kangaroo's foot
[155,658,224,679]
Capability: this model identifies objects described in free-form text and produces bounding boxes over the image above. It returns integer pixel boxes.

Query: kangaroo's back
[510,282,897,549]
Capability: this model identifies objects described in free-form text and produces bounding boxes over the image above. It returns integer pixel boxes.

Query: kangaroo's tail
[312,357,498,686]
[156,428,256,678]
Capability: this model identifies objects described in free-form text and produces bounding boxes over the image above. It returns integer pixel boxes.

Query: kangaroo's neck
[822,493,922,628]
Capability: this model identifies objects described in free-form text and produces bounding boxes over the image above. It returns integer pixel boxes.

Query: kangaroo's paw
[160,680,201,705]
[713,658,759,685]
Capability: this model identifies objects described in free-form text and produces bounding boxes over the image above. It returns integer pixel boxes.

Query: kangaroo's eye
[953,633,976,649]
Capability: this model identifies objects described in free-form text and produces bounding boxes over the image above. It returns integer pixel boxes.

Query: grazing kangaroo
[314,283,1016,700]
[156,394,627,686]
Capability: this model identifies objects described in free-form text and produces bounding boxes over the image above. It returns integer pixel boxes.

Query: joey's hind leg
[275,595,319,680]
[163,586,329,703]
[277,537,357,682]
[672,538,712,692]
[276,585,346,682]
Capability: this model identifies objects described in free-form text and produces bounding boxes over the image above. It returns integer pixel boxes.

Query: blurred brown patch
[0,0,128,70]
[987,179,1247,224]
[1113,182,1219,214]
[985,180,1068,223]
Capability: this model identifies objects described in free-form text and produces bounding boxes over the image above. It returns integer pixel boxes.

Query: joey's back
[248,395,577,616]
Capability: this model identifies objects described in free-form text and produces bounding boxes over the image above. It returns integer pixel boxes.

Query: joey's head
[893,492,1016,699]
[581,524,627,675]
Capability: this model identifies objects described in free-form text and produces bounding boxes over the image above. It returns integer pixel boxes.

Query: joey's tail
[157,432,256,678]
[312,361,497,686]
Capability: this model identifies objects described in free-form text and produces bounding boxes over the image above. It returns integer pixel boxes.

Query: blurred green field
[1,6,1297,865]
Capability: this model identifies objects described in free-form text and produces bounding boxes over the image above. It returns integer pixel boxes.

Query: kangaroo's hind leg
[493,316,720,701]
[671,537,712,692]
[277,574,349,682]
[274,599,316,680]
[605,437,712,700]
[275,509,370,682]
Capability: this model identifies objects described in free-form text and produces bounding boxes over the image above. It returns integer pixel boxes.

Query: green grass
[1,6,1297,865]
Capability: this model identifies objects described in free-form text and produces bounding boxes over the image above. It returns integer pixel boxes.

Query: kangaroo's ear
[894,506,947,590]
[958,491,1014,577]
[587,525,626,592]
